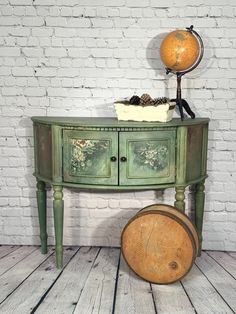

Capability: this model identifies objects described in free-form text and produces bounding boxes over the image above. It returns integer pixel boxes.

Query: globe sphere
[160,30,200,72]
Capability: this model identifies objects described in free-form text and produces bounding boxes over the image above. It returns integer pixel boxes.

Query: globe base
[171,98,195,121]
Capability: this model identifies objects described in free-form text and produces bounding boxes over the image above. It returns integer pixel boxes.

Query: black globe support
[171,73,195,120]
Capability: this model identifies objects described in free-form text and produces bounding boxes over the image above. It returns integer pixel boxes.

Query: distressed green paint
[186,125,203,182]
[52,125,62,183]
[201,124,209,176]
[63,130,118,185]
[31,117,209,268]
[53,185,64,268]
[119,130,175,185]
[31,116,209,128]
[33,123,39,175]
[70,139,109,174]
[195,180,205,255]
[34,173,208,191]
[174,186,186,212]
[176,126,187,185]
[35,124,52,179]
[133,142,168,171]
[36,180,48,254]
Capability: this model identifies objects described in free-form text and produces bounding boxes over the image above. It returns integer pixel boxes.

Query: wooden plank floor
[0,246,235,314]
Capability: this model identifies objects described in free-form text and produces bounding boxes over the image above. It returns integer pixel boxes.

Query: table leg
[53,185,64,268]
[195,180,205,255]
[36,180,48,254]
[174,186,185,212]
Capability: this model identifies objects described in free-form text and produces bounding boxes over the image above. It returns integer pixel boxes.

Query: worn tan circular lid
[121,204,199,284]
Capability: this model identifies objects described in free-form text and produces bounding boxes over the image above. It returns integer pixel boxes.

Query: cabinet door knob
[110,156,117,162]
[120,156,127,162]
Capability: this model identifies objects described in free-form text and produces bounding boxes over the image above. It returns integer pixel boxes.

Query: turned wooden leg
[53,185,64,268]
[36,180,48,254]
[174,186,186,212]
[195,180,205,256]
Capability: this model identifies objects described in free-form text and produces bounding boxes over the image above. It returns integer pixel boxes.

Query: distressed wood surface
[0,247,53,304]
[207,251,236,278]
[35,247,99,314]
[114,255,156,314]
[0,246,235,314]
[228,252,236,259]
[0,246,36,276]
[73,247,120,314]
[182,264,234,314]
[0,245,20,259]
[195,251,236,312]
[152,281,195,314]
[0,247,77,314]
[122,204,199,284]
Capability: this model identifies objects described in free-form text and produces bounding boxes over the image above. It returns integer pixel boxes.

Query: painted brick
[23,87,46,96]
[34,0,56,5]
[12,67,34,77]
[32,28,53,37]
[91,18,113,28]
[22,48,44,57]
[22,17,45,27]
[0,67,11,76]
[45,17,67,27]
[0,47,20,56]
[67,48,90,58]
[67,18,91,28]
[0,127,15,136]
[34,68,57,77]
[45,47,67,57]
[55,27,76,37]
[0,17,20,25]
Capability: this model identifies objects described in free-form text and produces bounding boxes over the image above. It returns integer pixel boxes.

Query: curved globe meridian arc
[160,30,201,72]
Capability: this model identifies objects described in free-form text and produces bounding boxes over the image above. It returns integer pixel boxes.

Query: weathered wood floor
[0,246,235,314]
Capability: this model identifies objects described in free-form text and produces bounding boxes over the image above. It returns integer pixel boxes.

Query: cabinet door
[119,130,176,185]
[63,130,118,185]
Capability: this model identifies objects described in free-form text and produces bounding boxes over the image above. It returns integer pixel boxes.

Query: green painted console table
[32,117,209,268]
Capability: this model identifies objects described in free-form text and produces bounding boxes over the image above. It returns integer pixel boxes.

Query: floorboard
[35,247,99,314]
[114,255,156,314]
[195,251,236,313]
[182,264,234,314]
[0,246,36,277]
[152,280,195,314]
[0,247,53,305]
[228,252,236,259]
[207,251,236,278]
[0,245,20,259]
[73,247,120,314]
[0,247,77,314]
[0,246,235,314]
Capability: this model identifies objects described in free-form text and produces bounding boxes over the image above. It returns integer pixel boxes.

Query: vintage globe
[160,29,201,72]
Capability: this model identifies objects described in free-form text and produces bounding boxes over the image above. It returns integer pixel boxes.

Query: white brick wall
[0,0,236,251]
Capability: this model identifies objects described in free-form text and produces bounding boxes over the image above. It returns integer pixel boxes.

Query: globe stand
[171,72,196,121]
[165,25,204,121]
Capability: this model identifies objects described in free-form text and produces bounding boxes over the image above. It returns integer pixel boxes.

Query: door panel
[63,130,118,185]
[119,130,176,185]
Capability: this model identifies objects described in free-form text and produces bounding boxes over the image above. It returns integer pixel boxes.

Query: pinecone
[129,95,140,105]
[140,93,153,106]
[152,97,169,106]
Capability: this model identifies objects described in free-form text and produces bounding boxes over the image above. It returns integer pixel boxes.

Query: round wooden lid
[121,204,198,284]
